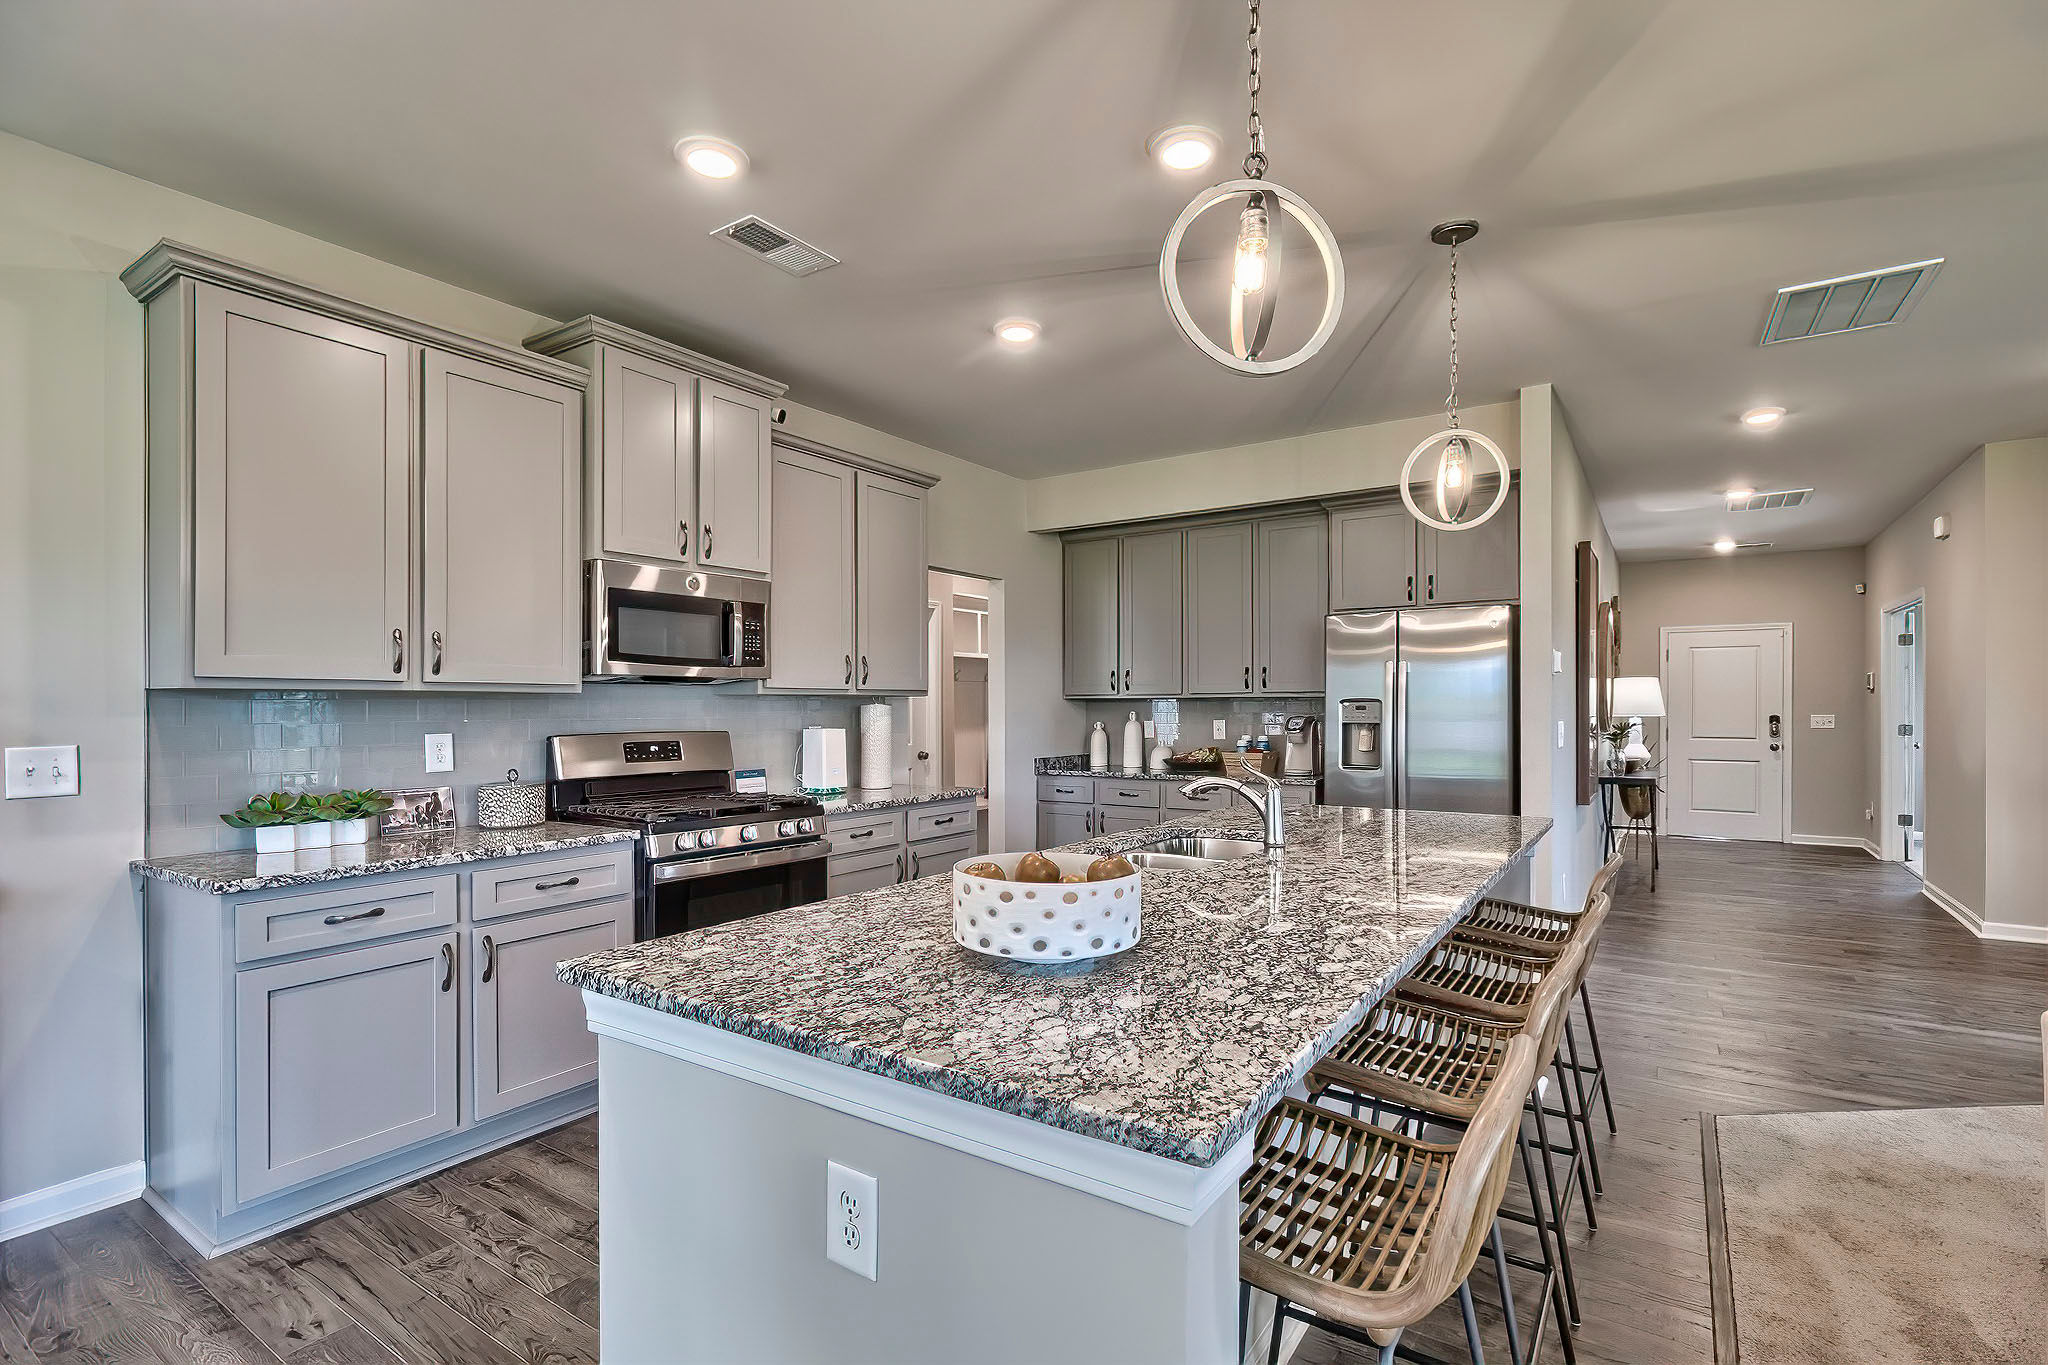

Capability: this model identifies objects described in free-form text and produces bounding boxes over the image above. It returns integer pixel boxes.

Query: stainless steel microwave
[585,559,769,681]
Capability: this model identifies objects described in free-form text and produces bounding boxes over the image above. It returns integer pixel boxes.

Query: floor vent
[1727,487,1813,512]
[1760,259,1942,344]
[712,216,839,277]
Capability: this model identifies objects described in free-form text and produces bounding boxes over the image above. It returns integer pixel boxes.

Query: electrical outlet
[423,733,455,773]
[5,745,80,799]
[826,1161,877,1280]
[1212,719,1228,741]
[1809,714,1835,729]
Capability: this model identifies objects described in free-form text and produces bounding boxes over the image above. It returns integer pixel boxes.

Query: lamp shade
[1610,675,1666,718]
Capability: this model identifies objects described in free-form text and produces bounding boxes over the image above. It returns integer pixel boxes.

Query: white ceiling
[5,0,2046,558]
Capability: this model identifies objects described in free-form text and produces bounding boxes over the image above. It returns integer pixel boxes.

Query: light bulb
[1434,437,1473,522]
[1233,201,1270,294]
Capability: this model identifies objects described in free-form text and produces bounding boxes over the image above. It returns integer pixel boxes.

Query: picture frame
[377,785,456,836]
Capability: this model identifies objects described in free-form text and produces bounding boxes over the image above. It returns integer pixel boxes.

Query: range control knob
[696,829,720,849]
[672,834,692,855]
[797,817,816,834]
[739,824,760,843]
[777,820,798,838]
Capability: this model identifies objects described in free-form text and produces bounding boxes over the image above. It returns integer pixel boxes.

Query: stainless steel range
[546,731,827,941]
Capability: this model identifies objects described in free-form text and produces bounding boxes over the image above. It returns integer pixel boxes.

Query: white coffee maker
[797,726,848,793]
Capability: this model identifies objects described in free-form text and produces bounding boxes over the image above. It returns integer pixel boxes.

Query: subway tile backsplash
[147,688,907,856]
[1079,696,1323,752]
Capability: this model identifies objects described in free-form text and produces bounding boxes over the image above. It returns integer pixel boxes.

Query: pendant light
[1158,0,1344,376]
[1401,221,1510,532]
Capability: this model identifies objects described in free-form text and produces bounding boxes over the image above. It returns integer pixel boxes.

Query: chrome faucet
[1180,768,1286,848]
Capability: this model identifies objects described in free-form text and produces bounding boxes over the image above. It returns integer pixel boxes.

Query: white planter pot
[294,820,333,850]
[331,816,375,845]
[253,825,295,855]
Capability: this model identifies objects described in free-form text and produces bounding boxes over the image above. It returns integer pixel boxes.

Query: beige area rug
[1703,1105,2047,1364]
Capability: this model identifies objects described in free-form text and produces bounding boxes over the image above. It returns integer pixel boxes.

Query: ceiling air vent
[1727,487,1814,512]
[1760,259,1942,344]
[712,215,839,277]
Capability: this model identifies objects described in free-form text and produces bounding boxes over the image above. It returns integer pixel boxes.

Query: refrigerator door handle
[1395,660,1410,807]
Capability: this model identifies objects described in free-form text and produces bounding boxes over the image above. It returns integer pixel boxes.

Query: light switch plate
[1809,714,1836,729]
[423,733,455,773]
[826,1161,877,1280]
[5,745,80,799]
[1556,721,1567,749]
[1552,650,1564,674]
[1212,719,1228,740]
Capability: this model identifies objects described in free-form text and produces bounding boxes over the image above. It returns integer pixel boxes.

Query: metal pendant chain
[1445,242,1461,429]
[1242,0,1266,179]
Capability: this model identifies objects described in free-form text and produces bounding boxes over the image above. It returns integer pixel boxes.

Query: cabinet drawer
[827,811,905,855]
[234,876,457,963]
[906,832,978,881]
[827,844,904,898]
[1094,781,1163,811]
[907,801,975,843]
[1036,775,1096,804]
[470,849,630,922]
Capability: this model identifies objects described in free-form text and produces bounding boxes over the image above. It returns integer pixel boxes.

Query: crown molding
[771,430,939,489]
[524,315,787,399]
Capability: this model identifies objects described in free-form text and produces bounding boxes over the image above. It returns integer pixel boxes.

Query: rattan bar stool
[1241,1036,1542,1365]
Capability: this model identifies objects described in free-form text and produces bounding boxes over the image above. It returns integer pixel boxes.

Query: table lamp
[1609,676,1665,766]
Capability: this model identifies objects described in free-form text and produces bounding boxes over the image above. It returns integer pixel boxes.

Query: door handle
[1109,669,1118,693]
[1395,660,1410,806]
[1769,743,1782,753]
[480,934,496,983]
[895,851,905,881]
[1124,668,1132,692]
[1406,574,1414,603]
[440,941,454,993]
[392,628,404,675]
[1261,665,1268,690]
[861,655,870,686]
[430,630,443,676]
[322,906,385,926]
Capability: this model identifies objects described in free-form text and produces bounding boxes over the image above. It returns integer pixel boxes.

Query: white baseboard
[1789,834,1882,858]
[1920,881,2048,943]
[0,1161,145,1242]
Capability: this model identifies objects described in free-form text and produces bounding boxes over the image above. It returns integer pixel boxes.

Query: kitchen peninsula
[561,804,1549,1364]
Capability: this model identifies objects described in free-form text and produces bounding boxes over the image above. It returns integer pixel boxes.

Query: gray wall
[1619,548,1870,845]
[1979,440,2047,934]
[147,689,907,856]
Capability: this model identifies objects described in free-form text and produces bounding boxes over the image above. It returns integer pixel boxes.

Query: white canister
[859,702,894,790]
[1122,711,1144,770]
[1088,721,1110,770]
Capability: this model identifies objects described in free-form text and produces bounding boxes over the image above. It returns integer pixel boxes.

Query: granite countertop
[133,822,640,895]
[560,805,1548,1167]
[817,783,984,815]
[1037,754,1320,787]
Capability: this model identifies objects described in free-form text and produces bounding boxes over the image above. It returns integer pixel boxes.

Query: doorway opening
[908,570,995,853]
[1881,596,1926,875]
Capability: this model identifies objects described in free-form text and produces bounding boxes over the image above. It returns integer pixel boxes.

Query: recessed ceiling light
[1741,406,1786,429]
[1712,538,1738,554]
[1146,125,1220,172]
[1725,487,1756,499]
[674,135,748,180]
[994,318,1040,346]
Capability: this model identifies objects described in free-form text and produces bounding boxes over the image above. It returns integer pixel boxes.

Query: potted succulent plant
[219,792,304,854]
[329,789,394,845]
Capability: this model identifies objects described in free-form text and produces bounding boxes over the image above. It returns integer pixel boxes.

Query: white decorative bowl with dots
[952,851,1142,964]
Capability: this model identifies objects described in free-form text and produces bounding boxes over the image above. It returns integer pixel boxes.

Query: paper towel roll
[859,702,894,790]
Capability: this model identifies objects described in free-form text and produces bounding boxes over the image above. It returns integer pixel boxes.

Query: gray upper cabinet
[234,931,459,1203]
[767,446,858,691]
[189,282,412,682]
[421,350,582,686]
[1063,538,1121,698]
[598,347,693,563]
[1419,478,1519,606]
[1184,522,1253,695]
[1255,515,1329,693]
[1119,530,1184,697]
[696,380,774,575]
[470,900,626,1122]
[1329,501,1418,612]
[855,471,929,693]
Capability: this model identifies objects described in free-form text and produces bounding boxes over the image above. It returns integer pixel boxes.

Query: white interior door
[1662,625,1789,841]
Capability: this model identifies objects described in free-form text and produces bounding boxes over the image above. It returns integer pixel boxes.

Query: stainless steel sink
[1125,835,1268,870]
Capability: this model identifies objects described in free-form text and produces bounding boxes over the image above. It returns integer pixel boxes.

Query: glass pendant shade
[1233,202,1270,294]
[1434,438,1472,522]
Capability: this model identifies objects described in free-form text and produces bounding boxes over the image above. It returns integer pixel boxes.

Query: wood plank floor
[4,838,2041,1363]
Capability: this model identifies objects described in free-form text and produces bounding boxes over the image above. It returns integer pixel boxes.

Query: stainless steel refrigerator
[1323,605,1518,814]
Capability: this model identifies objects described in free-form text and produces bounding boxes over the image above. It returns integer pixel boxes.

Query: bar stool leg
[1560,1020,1605,1198]
[1489,1221,1523,1365]
[1517,1128,1579,1363]
[1578,981,1619,1134]
[1267,1295,1289,1365]
[1550,1057,1599,1229]
[1239,1281,1250,1357]
[1458,1279,1487,1364]
[1528,1092,1584,1325]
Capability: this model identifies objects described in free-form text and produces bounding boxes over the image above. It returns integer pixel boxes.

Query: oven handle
[651,839,828,883]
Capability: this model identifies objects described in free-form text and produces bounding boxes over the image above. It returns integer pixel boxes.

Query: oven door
[587,558,769,681]
[644,841,828,939]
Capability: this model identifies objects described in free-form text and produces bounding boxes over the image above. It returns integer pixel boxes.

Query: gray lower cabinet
[1063,538,1121,698]
[1036,802,1094,847]
[1254,515,1329,693]
[234,931,460,1203]
[824,800,977,894]
[471,900,627,1120]
[1184,522,1254,695]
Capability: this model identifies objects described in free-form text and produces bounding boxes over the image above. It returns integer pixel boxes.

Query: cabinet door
[598,347,692,563]
[765,448,858,691]
[695,380,773,575]
[1184,522,1254,695]
[1062,539,1121,698]
[471,900,626,1121]
[191,284,411,681]
[421,351,582,686]
[1118,530,1184,696]
[827,846,905,898]
[1329,503,1418,611]
[1419,479,1519,605]
[1036,802,1094,848]
[907,832,978,881]
[854,472,929,693]
[1096,809,1160,836]
[1255,515,1330,694]
[234,932,458,1203]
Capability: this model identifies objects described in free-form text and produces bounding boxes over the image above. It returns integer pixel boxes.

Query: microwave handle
[721,600,737,665]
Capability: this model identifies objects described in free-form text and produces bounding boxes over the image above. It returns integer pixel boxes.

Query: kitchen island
[561,804,1548,1364]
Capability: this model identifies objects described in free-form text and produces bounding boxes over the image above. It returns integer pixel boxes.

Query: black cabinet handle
[1124,668,1132,691]
[847,829,875,840]
[1261,665,1269,689]
[1426,573,1435,601]
[932,816,955,827]
[1109,669,1117,693]
[392,628,404,674]
[480,934,496,983]
[844,653,853,686]
[534,876,580,891]
[322,906,385,926]
[702,524,713,560]
[1244,665,1251,690]
[861,656,870,686]
[1406,575,1414,603]
[680,520,689,554]
[440,942,454,992]
[430,630,443,676]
